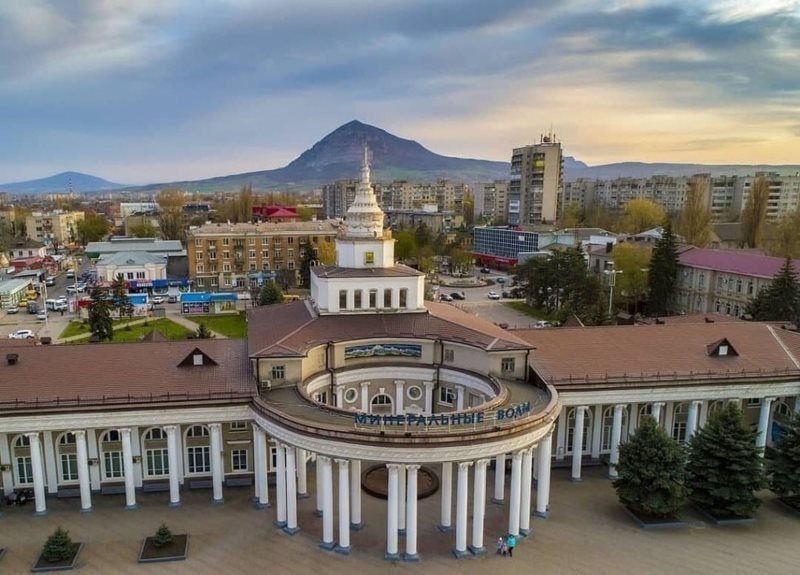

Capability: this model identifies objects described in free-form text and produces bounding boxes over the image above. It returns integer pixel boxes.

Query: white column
[285,446,299,533]
[590,404,603,459]
[686,400,701,440]
[456,385,465,411]
[423,382,434,415]
[404,464,420,562]
[360,382,370,412]
[492,453,505,503]
[556,411,567,460]
[469,459,489,555]
[274,443,287,527]
[397,465,407,533]
[651,402,664,426]
[335,459,351,554]
[74,430,92,513]
[27,432,47,515]
[319,456,334,548]
[508,450,522,536]
[335,386,344,410]
[0,433,13,497]
[350,459,362,529]
[385,463,400,560]
[795,395,800,414]
[699,400,710,428]
[454,461,472,558]
[608,404,625,480]
[438,461,453,531]
[42,431,58,495]
[664,401,675,433]
[254,427,269,508]
[395,380,405,415]
[571,406,586,481]
[535,432,553,517]
[210,423,223,504]
[628,402,639,435]
[120,428,137,510]
[296,448,308,497]
[756,397,775,450]
[164,425,180,507]
[519,448,533,536]
[130,426,143,488]
[86,429,101,492]
[315,455,323,516]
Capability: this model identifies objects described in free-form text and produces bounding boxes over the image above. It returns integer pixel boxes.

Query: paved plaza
[1,466,798,574]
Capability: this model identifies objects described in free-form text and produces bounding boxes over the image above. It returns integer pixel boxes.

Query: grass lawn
[59,318,139,339]
[183,313,247,338]
[505,301,558,322]
[60,319,193,343]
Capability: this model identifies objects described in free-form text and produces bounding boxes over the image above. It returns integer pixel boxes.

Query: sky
[1,0,799,184]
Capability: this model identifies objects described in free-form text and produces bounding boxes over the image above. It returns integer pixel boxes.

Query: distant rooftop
[96,251,167,267]
[85,238,185,256]
[679,247,799,279]
[188,220,340,236]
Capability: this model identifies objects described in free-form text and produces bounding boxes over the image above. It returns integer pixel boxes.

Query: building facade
[508,136,563,226]
[477,180,509,224]
[95,251,168,283]
[25,210,84,247]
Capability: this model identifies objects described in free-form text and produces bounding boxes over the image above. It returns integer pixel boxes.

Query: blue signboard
[344,343,422,360]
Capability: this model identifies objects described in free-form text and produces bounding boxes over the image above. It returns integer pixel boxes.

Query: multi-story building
[186,220,339,291]
[560,179,596,216]
[384,205,461,235]
[472,226,576,268]
[477,180,509,223]
[508,135,563,226]
[738,172,800,222]
[322,180,358,219]
[675,247,799,317]
[25,210,84,247]
[119,202,158,219]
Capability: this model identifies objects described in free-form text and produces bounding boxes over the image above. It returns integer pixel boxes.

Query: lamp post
[604,268,623,318]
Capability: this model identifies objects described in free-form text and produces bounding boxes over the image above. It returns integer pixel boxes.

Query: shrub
[766,413,800,508]
[42,526,74,562]
[153,523,174,549]
[613,415,687,520]
[686,403,765,519]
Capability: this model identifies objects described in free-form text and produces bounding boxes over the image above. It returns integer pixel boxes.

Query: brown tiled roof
[247,301,532,358]
[312,264,424,278]
[0,339,253,406]
[517,322,800,386]
[636,313,742,325]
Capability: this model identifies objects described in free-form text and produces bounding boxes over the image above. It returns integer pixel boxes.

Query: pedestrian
[495,537,504,555]
[507,534,516,557]
[501,541,508,557]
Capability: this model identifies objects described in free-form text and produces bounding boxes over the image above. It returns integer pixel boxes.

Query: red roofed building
[676,247,800,318]
[252,205,298,222]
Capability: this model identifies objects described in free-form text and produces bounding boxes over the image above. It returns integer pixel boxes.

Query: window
[354,290,362,309]
[102,430,120,443]
[566,407,591,453]
[186,425,209,438]
[736,278,742,293]
[271,365,286,380]
[195,239,203,247]
[288,249,294,259]
[103,451,123,479]
[223,263,231,272]
[336,290,347,309]
[672,403,688,443]
[61,453,79,482]
[232,449,248,471]
[249,237,256,246]
[210,277,218,286]
[287,261,295,270]
[439,387,455,406]
[444,349,455,362]
[145,428,165,440]
[127,272,135,279]
[364,251,375,265]
[369,289,377,308]
[287,237,294,244]
[371,394,392,411]
[501,357,516,373]
[223,238,230,246]
[384,289,392,308]
[195,264,204,274]
[748,281,754,295]
[249,250,256,259]
[249,263,257,271]
[223,250,230,259]
[136,272,145,279]
[146,449,169,476]
[344,388,358,404]
[407,385,423,401]
[745,398,762,408]
[209,251,217,260]
[229,421,248,431]
[270,445,278,470]
[16,457,33,484]
[399,288,408,308]
[313,391,328,404]
[59,432,76,445]
[262,237,269,245]
[187,446,210,474]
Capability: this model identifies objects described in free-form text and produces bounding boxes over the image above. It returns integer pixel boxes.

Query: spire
[344,146,384,239]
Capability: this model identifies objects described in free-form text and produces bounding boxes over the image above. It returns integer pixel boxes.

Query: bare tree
[677,178,712,247]
[157,188,186,241]
[741,176,769,249]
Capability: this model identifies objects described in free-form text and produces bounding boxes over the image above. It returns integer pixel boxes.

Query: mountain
[0,171,126,194]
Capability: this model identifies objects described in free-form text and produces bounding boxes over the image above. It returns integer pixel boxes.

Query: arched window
[142,428,168,478]
[601,406,628,451]
[101,430,121,443]
[14,435,30,448]
[672,403,688,443]
[11,435,33,485]
[100,430,123,480]
[370,393,393,414]
[566,408,592,454]
[59,432,76,445]
[56,432,78,483]
[145,428,166,441]
[186,425,209,438]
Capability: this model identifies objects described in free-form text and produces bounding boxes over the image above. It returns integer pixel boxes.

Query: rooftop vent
[6,353,18,365]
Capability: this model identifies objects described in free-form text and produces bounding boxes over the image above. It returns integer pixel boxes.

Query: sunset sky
[1,0,798,184]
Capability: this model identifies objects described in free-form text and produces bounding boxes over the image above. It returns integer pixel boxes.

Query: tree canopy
[746,257,800,322]
[766,412,800,508]
[110,274,133,320]
[620,199,666,234]
[646,223,679,316]
[88,286,114,341]
[741,176,769,249]
[128,221,158,238]
[76,213,110,244]
[611,243,651,312]
[258,281,283,306]
[299,242,317,289]
[157,188,186,241]
[677,179,712,247]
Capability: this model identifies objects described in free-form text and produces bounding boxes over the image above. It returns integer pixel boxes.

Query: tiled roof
[188,220,340,236]
[679,247,799,279]
[97,251,167,266]
[0,339,254,406]
[247,301,532,358]
[517,322,800,386]
[311,264,424,278]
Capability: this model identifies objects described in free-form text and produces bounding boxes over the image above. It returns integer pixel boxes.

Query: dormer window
[706,338,738,357]
[193,353,203,366]
[178,347,218,367]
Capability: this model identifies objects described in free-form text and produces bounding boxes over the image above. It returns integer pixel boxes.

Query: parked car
[6,305,19,314]
[27,302,39,314]
[450,292,466,300]
[66,270,75,279]
[535,320,553,329]
[45,276,56,286]
[66,286,79,294]
[495,277,506,284]
[439,293,453,302]
[167,295,179,304]
[9,329,34,339]
[480,267,491,274]
[487,291,501,300]
[151,296,165,305]
[36,310,48,321]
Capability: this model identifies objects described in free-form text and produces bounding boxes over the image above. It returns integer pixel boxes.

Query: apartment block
[25,210,84,247]
[477,180,509,223]
[322,179,358,219]
[508,136,563,225]
[186,220,339,291]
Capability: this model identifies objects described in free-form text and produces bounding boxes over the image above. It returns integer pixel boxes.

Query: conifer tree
[766,413,800,508]
[111,273,134,320]
[153,523,174,548]
[646,222,679,315]
[299,242,317,289]
[686,403,765,519]
[613,416,687,520]
[88,286,114,341]
[746,257,800,322]
[258,280,284,306]
[42,526,74,562]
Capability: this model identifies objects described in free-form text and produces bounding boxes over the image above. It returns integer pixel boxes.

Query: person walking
[507,534,516,557]
[495,537,504,555]
[501,541,508,557]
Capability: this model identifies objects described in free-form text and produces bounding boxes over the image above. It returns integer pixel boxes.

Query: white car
[151,296,165,305]
[36,310,48,321]
[487,291,501,300]
[9,329,34,339]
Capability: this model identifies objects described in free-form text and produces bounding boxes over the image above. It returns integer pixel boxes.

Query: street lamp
[604,268,624,318]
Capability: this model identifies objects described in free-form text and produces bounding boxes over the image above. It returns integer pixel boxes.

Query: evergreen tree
[746,257,800,322]
[88,286,114,341]
[153,523,174,548]
[111,273,134,320]
[646,222,679,316]
[42,526,74,562]
[257,280,283,306]
[299,242,317,289]
[613,416,687,520]
[766,413,800,508]
[196,322,213,339]
[686,403,765,519]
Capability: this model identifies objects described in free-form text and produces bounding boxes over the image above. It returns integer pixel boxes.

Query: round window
[406,385,423,401]
[344,388,358,404]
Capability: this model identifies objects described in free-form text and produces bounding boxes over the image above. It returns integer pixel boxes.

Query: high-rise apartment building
[322,180,359,219]
[25,210,85,247]
[186,220,339,291]
[477,180,509,224]
[508,135,563,225]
